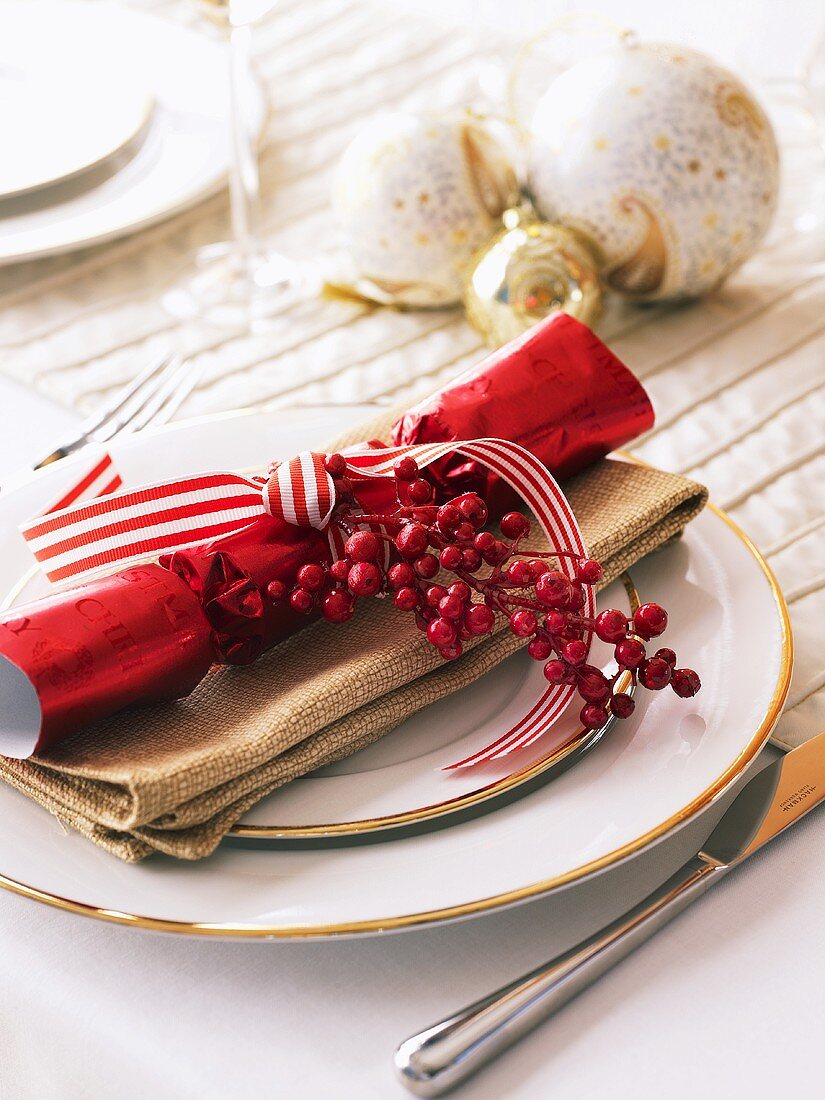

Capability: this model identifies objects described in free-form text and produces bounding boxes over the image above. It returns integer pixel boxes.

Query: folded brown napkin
[0,410,707,861]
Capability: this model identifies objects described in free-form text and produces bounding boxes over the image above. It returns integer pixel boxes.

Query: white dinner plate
[0,3,154,200]
[0,1,266,265]
[0,405,791,938]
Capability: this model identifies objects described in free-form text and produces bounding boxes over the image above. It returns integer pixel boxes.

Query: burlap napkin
[0,410,707,861]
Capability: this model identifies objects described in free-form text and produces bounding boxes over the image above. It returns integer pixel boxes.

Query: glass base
[163,242,300,331]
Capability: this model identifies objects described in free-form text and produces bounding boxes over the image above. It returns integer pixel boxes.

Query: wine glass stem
[227,22,262,272]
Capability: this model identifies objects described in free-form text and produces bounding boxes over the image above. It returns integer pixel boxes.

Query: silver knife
[395,728,825,1097]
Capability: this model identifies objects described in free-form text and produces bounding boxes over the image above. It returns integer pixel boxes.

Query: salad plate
[0,1,266,264]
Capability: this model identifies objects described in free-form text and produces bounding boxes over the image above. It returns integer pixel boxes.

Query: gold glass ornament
[463,207,602,346]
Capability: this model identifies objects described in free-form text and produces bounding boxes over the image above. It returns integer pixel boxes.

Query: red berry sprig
[268,454,701,732]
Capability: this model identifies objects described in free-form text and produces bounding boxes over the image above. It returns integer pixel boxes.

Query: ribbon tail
[21,471,266,586]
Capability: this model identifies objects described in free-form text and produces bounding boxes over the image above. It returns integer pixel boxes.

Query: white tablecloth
[0,1,823,1096]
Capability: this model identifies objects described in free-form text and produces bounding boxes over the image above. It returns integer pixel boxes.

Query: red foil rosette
[0,315,652,758]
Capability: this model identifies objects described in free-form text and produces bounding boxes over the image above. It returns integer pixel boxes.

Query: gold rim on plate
[0,503,793,938]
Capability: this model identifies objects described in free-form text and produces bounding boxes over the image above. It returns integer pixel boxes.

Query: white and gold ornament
[331,112,519,308]
[528,42,779,302]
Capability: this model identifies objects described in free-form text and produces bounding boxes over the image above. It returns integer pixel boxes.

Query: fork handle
[394,858,724,1097]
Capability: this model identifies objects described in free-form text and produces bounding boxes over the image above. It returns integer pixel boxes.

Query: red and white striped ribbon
[20,439,592,767]
[39,451,123,518]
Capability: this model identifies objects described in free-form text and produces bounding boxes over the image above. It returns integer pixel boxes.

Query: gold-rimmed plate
[0,404,792,939]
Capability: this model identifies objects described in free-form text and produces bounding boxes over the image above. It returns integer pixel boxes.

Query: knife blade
[396,729,825,1097]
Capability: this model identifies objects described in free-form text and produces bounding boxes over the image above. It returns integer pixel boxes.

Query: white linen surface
[0,0,823,1096]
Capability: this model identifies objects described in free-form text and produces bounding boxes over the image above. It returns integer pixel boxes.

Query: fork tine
[90,354,184,443]
[80,353,176,439]
[146,362,201,428]
[126,358,200,434]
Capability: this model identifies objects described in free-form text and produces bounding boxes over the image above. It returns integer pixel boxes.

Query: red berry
[439,545,463,570]
[474,531,495,553]
[425,584,448,607]
[566,583,585,612]
[610,693,635,719]
[543,659,568,684]
[396,524,428,559]
[563,639,588,666]
[527,636,552,661]
[500,512,530,539]
[655,647,677,667]
[322,589,355,623]
[438,594,463,620]
[505,560,532,586]
[290,587,313,613]
[427,617,456,648]
[527,559,549,580]
[388,562,416,590]
[297,563,325,592]
[509,610,537,637]
[436,504,461,532]
[266,579,286,602]
[394,586,418,611]
[483,539,509,566]
[535,571,571,608]
[671,668,701,698]
[575,557,603,585]
[330,559,350,582]
[347,562,382,597]
[462,548,482,572]
[440,641,463,660]
[594,609,628,643]
[345,531,382,563]
[456,494,488,528]
[448,581,471,602]
[324,453,346,477]
[581,703,609,730]
[409,554,437,582]
[414,554,439,579]
[408,479,433,504]
[634,603,668,640]
[464,602,495,636]
[577,666,610,702]
[394,456,418,481]
[544,610,566,635]
[639,657,671,690]
[454,522,476,542]
[615,637,645,669]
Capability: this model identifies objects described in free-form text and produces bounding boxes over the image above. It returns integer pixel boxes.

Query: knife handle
[395,857,725,1097]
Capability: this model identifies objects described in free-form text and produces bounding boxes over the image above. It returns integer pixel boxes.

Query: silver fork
[33,353,198,469]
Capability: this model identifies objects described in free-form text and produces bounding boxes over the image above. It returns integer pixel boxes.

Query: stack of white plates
[0,0,266,265]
